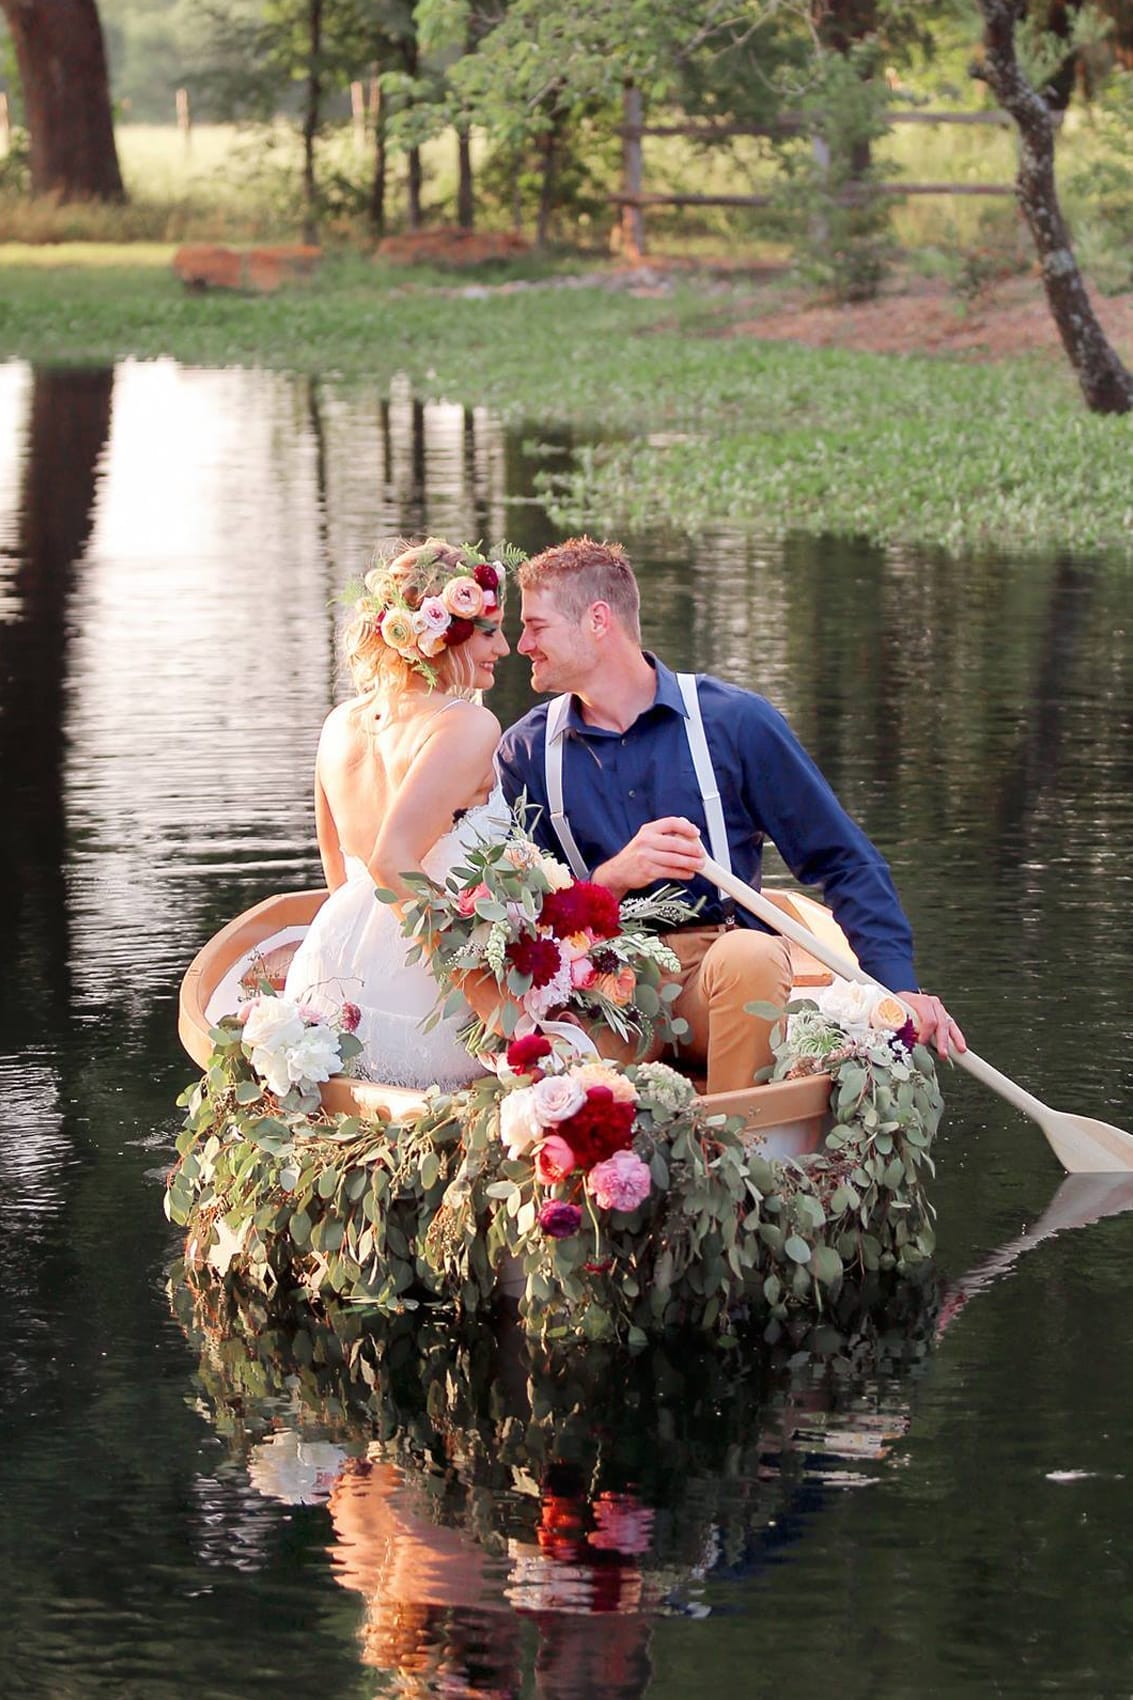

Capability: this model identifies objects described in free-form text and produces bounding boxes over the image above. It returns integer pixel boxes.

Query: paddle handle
[700,855,1051,1122]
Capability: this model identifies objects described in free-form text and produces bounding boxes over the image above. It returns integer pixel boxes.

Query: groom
[495,537,964,1094]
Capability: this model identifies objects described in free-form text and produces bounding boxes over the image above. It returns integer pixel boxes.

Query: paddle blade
[1038,1110,1133,1174]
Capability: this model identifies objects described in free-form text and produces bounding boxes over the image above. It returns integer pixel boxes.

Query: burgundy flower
[442,615,475,648]
[472,562,501,592]
[506,932,563,990]
[506,1032,553,1072]
[557,1086,636,1170]
[538,1200,582,1239]
[340,1001,361,1034]
[540,881,621,941]
[894,1018,918,1052]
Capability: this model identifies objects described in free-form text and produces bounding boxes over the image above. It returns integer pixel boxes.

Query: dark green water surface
[2,362,1133,1700]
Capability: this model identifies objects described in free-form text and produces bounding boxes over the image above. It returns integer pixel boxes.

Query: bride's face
[463,621,509,690]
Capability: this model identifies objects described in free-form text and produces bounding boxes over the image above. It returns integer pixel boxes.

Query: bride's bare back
[314,689,501,894]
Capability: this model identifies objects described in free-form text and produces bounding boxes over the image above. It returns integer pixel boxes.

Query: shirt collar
[550,654,688,741]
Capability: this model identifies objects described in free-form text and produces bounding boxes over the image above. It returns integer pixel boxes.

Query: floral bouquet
[388,819,696,1058]
[230,992,364,1112]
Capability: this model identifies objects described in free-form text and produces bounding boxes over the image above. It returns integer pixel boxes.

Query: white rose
[499,1087,544,1158]
[285,1024,342,1089]
[814,978,877,1031]
[242,996,305,1051]
[417,595,451,635]
[530,1072,587,1126]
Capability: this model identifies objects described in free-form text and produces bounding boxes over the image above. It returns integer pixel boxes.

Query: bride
[284,538,511,1089]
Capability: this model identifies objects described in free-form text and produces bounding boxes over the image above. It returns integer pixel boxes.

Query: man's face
[517,587,599,694]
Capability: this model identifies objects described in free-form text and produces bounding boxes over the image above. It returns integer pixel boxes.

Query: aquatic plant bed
[4,251,1133,557]
[167,1011,942,1346]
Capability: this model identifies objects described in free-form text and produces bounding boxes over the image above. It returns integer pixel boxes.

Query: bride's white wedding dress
[284,784,510,1090]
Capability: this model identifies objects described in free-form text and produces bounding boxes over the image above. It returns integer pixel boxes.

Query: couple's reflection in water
[173,1173,1133,1700]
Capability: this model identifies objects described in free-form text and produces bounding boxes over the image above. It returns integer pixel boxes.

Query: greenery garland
[168,997,942,1347]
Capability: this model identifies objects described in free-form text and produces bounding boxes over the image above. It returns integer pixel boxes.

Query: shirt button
[620,737,627,747]
[628,788,636,797]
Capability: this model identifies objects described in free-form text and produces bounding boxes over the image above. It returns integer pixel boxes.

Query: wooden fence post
[351,80,365,152]
[175,87,191,151]
[621,80,645,261]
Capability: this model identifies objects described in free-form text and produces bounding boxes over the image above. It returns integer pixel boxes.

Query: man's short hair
[518,536,641,640]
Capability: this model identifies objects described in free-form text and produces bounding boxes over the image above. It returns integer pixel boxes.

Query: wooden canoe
[178,889,852,1159]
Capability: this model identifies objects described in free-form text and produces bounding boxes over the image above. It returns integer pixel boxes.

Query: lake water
[2,359,1133,1699]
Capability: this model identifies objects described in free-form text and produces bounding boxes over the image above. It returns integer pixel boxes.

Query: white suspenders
[543,675,735,899]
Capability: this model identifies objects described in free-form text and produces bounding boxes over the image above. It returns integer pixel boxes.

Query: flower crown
[355,540,517,685]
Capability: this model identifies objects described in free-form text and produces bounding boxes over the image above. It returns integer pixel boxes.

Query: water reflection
[173,1281,935,1698]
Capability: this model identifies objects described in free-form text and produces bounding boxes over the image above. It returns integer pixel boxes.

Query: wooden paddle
[700,854,1133,1175]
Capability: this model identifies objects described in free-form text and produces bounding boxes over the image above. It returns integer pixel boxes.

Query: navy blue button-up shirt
[495,656,918,992]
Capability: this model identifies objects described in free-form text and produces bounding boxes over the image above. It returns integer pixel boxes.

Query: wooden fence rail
[617,95,1016,258]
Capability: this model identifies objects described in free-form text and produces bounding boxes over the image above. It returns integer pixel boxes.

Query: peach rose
[569,1062,638,1104]
[441,576,485,619]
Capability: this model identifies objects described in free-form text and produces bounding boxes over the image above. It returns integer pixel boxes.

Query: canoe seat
[762,891,835,987]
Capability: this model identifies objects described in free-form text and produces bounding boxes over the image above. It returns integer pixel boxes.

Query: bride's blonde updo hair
[343,536,509,701]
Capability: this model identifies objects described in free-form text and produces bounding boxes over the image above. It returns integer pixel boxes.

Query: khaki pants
[597,925,793,1095]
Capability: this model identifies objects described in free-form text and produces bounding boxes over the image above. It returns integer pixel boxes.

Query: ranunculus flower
[472,561,502,593]
[869,993,909,1033]
[538,855,574,892]
[284,1024,342,1089]
[587,1149,652,1213]
[339,1001,361,1034]
[569,1062,638,1104]
[242,996,305,1052]
[540,881,621,940]
[499,1087,544,1158]
[505,1032,553,1071]
[379,607,418,654]
[595,967,636,1007]
[531,1072,587,1126]
[537,1200,582,1239]
[441,575,485,618]
[534,1133,577,1183]
[416,595,451,635]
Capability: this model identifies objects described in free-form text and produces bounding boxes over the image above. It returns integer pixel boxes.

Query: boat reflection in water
[171,1173,1133,1699]
[172,1273,935,1699]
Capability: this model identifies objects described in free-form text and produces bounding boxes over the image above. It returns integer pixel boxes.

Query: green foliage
[1065,69,1133,293]
[774,43,897,304]
[168,1009,940,1347]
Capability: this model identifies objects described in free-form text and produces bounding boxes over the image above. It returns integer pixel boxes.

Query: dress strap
[544,695,589,879]
[676,673,733,903]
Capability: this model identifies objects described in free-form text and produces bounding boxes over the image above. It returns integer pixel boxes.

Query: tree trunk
[975,0,1133,413]
[535,111,564,249]
[0,0,124,201]
[407,147,422,230]
[301,0,323,245]
[369,76,386,237]
[456,124,474,231]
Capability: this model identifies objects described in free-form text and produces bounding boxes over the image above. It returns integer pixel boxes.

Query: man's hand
[592,817,705,899]
[896,990,966,1060]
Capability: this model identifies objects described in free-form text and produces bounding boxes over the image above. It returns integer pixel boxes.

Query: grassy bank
[2,249,1132,558]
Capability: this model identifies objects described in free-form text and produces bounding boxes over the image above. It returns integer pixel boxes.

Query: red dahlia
[540,881,621,941]
[506,932,563,989]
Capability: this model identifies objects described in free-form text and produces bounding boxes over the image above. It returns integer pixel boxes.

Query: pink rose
[441,575,485,619]
[236,1001,256,1024]
[296,1002,322,1025]
[456,881,490,918]
[530,1072,587,1127]
[534,1134,577,1184]
[586,1149,652,1213]
[538,1201,582,1239]
[570,955,598,990]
